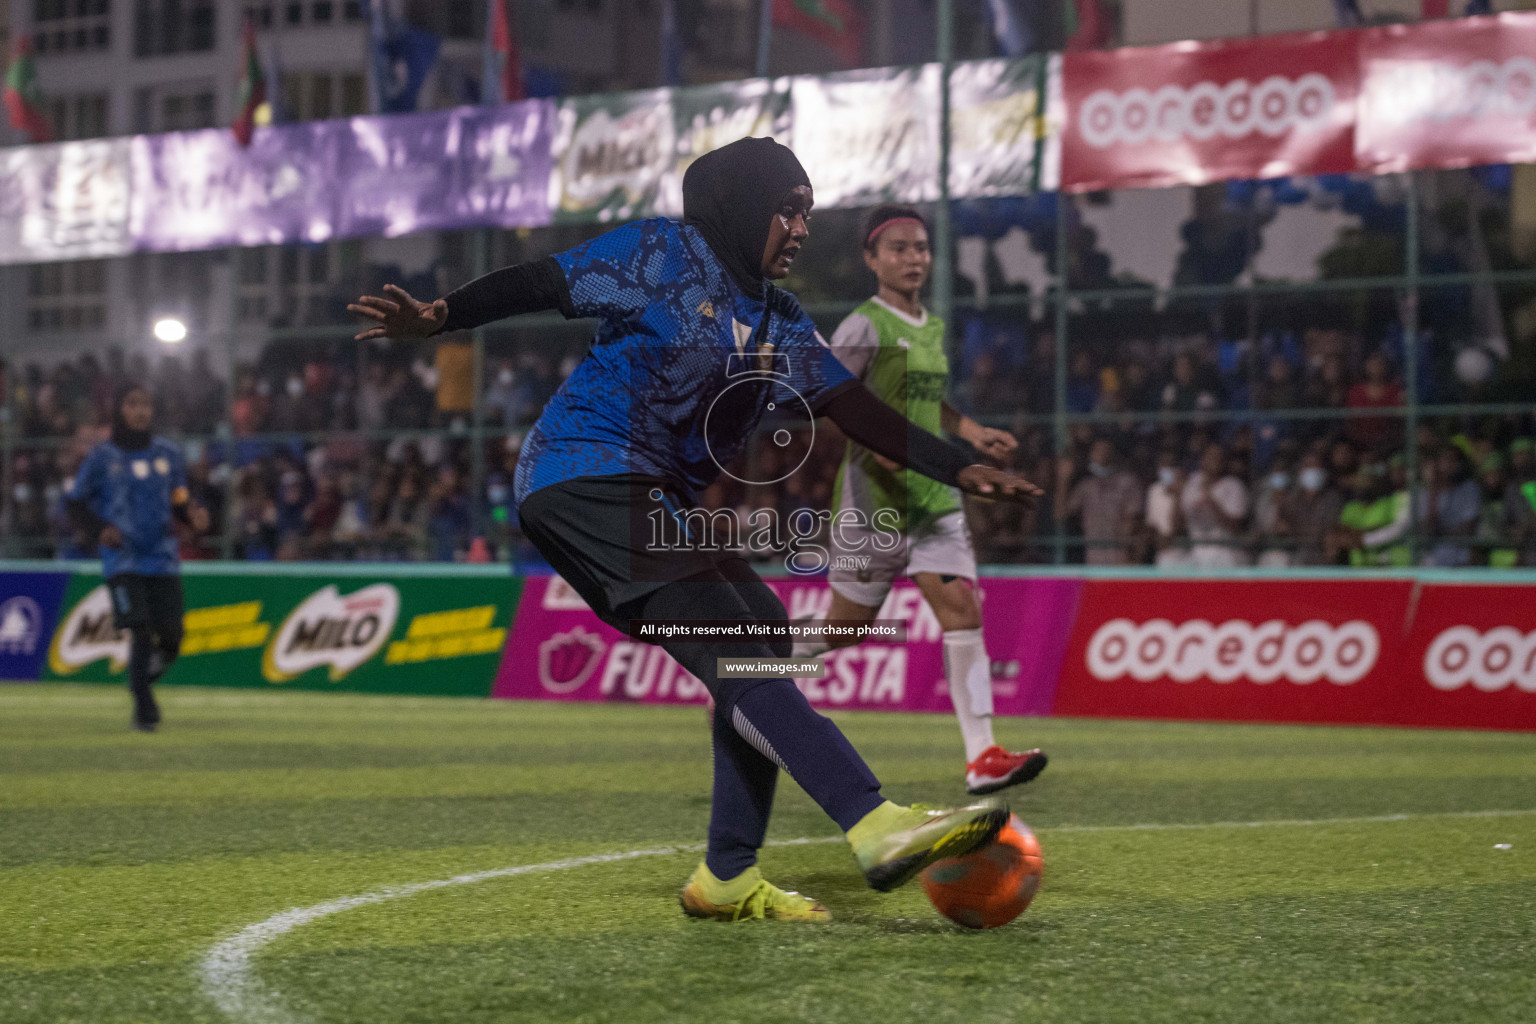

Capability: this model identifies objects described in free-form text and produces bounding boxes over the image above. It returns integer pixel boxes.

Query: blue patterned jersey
[514,219,855,504]
[67,438,187,577]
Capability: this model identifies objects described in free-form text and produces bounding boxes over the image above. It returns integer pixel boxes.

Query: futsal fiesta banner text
[4,11,1532,266]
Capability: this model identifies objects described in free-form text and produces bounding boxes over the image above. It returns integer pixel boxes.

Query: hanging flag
[1331,0,1363,27]
[3,36,54,144]
[983,0,1029,57]
[363,0,441,114]
[1421,0,1448,16]
[771,0,863,67]
[1463,0,1491,14]
[482,0,525,105]
[232,17,266,147]
[1064,0,1110,50]
[262,30,290,124]
[660,0,684,87]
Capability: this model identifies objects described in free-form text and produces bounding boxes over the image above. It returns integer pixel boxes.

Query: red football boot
[965,745,1048,795]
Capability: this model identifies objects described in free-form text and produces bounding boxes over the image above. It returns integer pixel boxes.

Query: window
[245,4,273,28]
[310,74,333,120]
[312,1,333,22]
[135,1,217,57]
[341,74,367,116]
[33,0,111,54]
[45,93,109,141]
[26,260,107,333]
[405,0,482,39]
[159,90,216,131]
[278,72,363,121]
[254,243,339,324]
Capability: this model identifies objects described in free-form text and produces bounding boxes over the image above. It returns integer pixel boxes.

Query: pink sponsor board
[492,574,1082,715]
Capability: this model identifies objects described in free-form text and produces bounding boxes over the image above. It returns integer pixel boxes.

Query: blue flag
[362,0,441,114]
[660,0,683,87]
[982,0,1030,57]
[1464,0,1491,14]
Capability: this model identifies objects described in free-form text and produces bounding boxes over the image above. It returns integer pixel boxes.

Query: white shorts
[827,510,978,608]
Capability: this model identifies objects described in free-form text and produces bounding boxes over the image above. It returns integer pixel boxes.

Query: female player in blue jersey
[350,138,1043,923]
[67,384,209,731]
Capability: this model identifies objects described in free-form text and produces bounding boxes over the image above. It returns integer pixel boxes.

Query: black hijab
[682,137,811,300]
[110,382,152,451]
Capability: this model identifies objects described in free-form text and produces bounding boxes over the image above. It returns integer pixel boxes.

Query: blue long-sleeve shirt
[66,438,187,577]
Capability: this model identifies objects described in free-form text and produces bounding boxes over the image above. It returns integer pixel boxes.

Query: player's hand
[960,422,1018,462]
[872,452,901,472]
[348,284,448,341]
[190,506,211,533]
[99,525,124,549]
[957,465,1043,505]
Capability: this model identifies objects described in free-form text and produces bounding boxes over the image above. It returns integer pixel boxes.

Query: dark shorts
[517,474,735,631]
[108,574,184,639]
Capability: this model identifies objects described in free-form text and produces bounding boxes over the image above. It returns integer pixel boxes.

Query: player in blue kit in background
[67,384,209,731]
[350,138,1043,923]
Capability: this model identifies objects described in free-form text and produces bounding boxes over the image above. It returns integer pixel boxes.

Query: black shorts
[108,574,184,639]
[517,474,735,631]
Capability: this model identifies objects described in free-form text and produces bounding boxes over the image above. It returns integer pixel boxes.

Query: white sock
[942,628,996,763]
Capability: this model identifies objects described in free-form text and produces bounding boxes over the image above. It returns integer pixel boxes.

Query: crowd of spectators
[5,314,1535,568]
[965,320,1536,568]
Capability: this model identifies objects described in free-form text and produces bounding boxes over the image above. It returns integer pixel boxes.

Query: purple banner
[0,100,554,263]
[130,121,344,250]
[493,575,1080,716]
[335,101,554,238]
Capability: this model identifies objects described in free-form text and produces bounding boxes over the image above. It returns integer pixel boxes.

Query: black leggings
[108,575,183,717]
[614,560,884,876]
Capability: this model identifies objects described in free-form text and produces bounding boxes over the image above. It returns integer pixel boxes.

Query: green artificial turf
[2,684,1534,1024]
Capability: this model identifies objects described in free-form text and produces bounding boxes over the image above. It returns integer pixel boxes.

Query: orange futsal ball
[921,814,1044,930]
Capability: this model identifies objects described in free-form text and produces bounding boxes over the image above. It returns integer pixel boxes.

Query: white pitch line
[199,808,1536,1024]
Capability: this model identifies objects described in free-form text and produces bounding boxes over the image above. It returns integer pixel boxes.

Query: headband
[865,216,925,248]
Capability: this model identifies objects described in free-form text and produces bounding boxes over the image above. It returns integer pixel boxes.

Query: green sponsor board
[662,78,793,216]
[790,65,941,208]
[43,571,520,698]
[549,88,675,223]
[949,56,1052,197]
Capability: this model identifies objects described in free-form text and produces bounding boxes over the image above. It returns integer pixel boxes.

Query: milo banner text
[35,569,519,698]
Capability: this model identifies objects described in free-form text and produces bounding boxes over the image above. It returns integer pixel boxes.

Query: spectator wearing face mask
[1290,451,1344,565]
[1252,456,1297,567]
[1181,444,1250,567]
[1055,438,1143,565]
[1144,449,1188,566]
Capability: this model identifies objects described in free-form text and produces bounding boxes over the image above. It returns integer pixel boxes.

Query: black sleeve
[66,497,108,538]
[816,383,975,489]
[436,256,576,334]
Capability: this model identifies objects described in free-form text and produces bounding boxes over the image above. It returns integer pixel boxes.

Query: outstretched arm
[941,400,1018,462]
[348,257,574,341]
[818,385,1041,504]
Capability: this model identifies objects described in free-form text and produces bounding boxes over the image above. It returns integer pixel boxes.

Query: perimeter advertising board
[493,575,1080,715]
[40,572,519,698]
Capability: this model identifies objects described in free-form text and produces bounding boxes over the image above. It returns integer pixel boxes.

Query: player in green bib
[793,205,1048,794]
